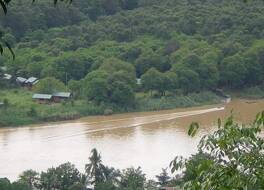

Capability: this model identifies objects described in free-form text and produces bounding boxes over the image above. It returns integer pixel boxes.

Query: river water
[0,99,263,180]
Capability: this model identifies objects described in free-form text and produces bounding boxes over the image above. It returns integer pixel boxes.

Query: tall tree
[85,149,106,187]
[34,77,66,94]
[220,54,247,88]
[83,70,109,104]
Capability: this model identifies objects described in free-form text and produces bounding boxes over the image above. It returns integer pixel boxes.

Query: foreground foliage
[171,111,264,189]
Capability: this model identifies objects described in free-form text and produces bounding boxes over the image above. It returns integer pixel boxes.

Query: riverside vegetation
[0,0,264,126]
[0,112,263,190]
[0,89,221,126]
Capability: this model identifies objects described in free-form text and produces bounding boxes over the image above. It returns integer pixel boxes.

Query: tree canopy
[0,0,264,106]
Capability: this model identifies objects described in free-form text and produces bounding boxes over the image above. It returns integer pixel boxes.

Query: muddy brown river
[0,99,263,180]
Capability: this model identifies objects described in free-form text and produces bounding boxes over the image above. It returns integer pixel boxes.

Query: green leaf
[0,44,3,55]
[224,115,233,128]
[188,122,199,137]
[4,41,15,60]
[0,1,7,14]
[218,118,221,129]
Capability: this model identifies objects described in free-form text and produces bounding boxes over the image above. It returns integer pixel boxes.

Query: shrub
[104,108,113,115]
[2,98,9,109]
[27,107,38,117]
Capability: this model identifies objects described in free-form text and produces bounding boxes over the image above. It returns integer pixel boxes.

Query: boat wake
[42,106,225,142]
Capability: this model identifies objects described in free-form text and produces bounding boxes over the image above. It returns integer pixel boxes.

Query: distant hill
[0,0,263,92]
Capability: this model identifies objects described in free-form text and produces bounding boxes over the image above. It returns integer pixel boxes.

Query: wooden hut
[16,77,27,85]
[25,77,39,89]
[52,92,72,102]
[32,94,52,104]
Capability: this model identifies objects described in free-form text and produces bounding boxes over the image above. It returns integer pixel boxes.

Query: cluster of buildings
[16,76,72,103]
[1,71,39,90]
[0,71,72,104]
[16,76,39,89]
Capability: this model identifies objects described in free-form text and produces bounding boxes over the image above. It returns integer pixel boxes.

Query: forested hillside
[0,0,264,125]
[1,0,264,88]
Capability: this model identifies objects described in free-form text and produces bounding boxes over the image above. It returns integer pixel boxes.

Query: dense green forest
[0,113,264,190]
[0,0,264,126]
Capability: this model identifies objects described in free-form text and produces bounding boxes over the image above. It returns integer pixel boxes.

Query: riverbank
[227,85,264,99]
[0,89,223,127]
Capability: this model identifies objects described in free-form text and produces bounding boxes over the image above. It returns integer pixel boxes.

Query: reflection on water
[0,99,263,180]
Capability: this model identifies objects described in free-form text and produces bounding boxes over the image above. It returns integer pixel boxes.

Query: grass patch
[228,85,264,99]
[0,89,107,127]
[134,91,222,112]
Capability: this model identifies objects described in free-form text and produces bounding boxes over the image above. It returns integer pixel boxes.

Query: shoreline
[0,90,223,127]
[0,99,225,129]
[1,87,263,128]
[0,104,226,133]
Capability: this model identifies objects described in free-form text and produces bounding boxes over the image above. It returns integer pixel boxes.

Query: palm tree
[85,149,106,186]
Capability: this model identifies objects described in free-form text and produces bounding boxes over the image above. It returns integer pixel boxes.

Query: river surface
[0,99,263,181]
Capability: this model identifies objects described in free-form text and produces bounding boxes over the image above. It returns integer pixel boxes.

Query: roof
[52,92,71,98]
[160,187,179,190]
[136,78,141,85]
[33,80,39,85]
[0,66,7,71]
[4,74,12,80]
[32,94,52,100]
[16,77,27,83]
[25,77,38,84]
